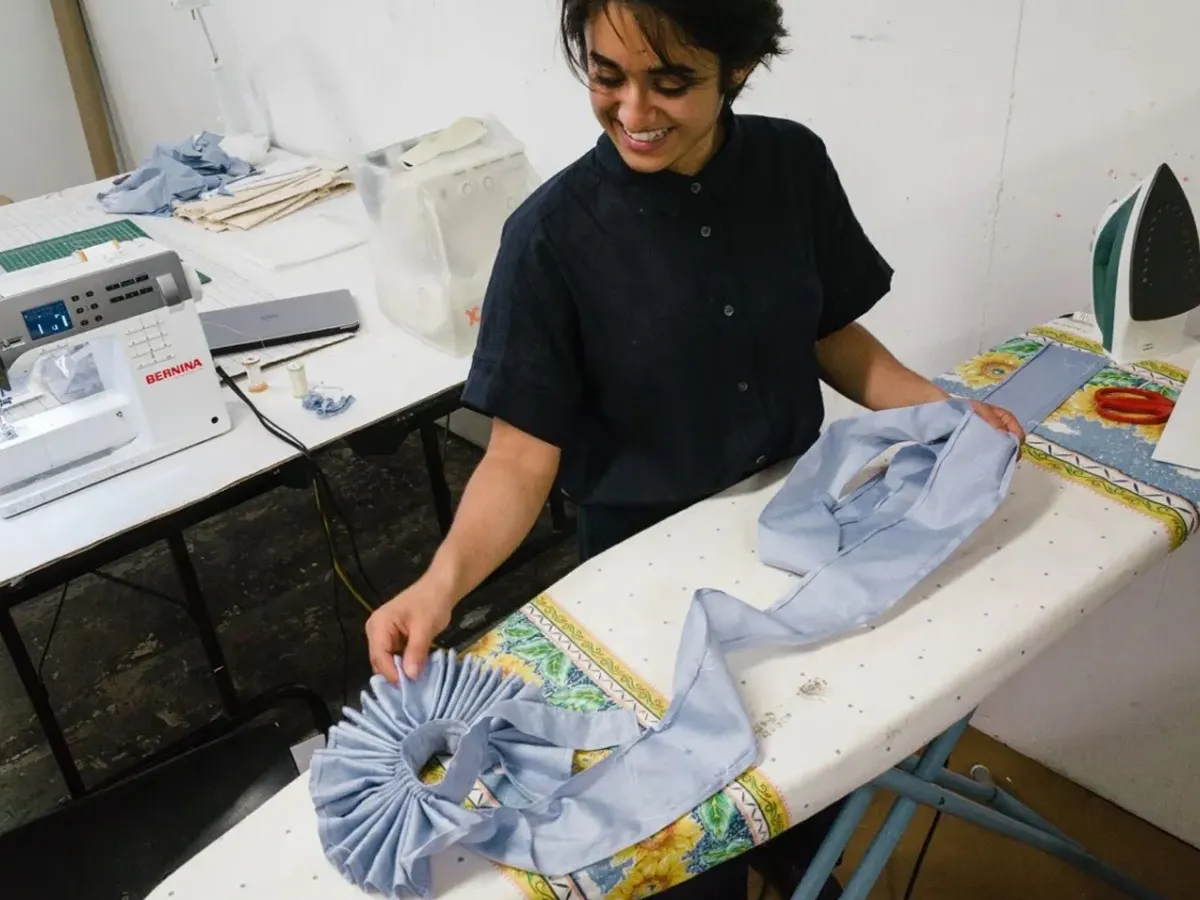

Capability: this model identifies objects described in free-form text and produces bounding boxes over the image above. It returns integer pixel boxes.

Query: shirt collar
[592,105,744,209]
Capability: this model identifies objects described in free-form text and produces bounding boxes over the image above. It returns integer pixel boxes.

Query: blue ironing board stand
[787,713,1167,900]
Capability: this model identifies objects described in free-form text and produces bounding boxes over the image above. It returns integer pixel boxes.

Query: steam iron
[1092,162,1200,363]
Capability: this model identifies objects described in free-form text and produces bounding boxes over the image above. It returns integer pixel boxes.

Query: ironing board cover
[144,316,1195,900]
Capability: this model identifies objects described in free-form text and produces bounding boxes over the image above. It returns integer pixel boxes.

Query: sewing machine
[0,237,231,518]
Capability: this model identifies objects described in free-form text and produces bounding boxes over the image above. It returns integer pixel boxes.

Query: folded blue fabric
[309,342,1102,898]
[97,131,252,216]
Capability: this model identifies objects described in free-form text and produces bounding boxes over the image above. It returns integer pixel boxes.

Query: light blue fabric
[310,652,643,896]
[980,341,1107,433]
[310,342,1102,899]
[97,131,252,216]
[303,389,356,418]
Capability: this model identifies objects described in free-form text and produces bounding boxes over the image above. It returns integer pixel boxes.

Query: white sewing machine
[0,237,231,518]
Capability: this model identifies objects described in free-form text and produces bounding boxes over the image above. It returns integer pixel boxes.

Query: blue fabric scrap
[97,131,252,216]
[303,389,355,418]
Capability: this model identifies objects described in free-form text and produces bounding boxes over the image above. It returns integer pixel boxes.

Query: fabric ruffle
[310,649,642,898]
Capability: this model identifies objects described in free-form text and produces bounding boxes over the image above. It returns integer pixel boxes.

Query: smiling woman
[560,0,787,174]
[365,3,1018,897]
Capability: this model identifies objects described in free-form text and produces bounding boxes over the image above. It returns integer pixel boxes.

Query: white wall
[0,0,95,201]
[80,0,1200,846]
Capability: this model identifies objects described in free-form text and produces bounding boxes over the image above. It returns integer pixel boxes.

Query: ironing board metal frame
[788,712,1165,900]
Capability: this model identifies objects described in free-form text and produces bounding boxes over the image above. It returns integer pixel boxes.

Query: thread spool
[243,355,267,393]
[287,361,309,398]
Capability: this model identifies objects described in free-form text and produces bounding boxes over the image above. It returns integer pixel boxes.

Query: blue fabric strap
[309,341,1101,898]
[983,342,1106,431]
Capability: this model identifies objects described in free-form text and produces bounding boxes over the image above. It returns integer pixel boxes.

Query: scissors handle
[1093,387,1175,425]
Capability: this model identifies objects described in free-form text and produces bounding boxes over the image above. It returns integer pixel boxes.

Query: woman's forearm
[422,422,560,605]
[815,322,947,411]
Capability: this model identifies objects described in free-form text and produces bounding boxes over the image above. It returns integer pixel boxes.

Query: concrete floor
[2,429,1198,897]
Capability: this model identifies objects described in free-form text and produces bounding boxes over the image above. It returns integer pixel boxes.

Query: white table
[0,178,473,591]
[145,319,1184,900]
[0,173,498,797]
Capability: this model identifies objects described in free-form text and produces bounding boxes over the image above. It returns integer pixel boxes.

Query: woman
[367,1,1022,896]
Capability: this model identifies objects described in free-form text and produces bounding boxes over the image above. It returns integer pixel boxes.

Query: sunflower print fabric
[936,321,1198,547]
[458,599,787,899]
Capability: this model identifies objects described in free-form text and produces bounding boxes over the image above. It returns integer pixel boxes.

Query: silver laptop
[200,289,360,356]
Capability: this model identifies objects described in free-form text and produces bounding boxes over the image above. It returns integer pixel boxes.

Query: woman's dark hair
[560,0,788,103]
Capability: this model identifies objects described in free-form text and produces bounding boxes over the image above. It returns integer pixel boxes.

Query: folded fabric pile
[97,131,252,216]
[172,159,354,232]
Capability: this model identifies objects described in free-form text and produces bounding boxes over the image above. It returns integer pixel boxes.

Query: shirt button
[756,455,767,466]
[737,381,748,393]
[723,304,735,317]
[700,225,712,238]
[691,182,702,194]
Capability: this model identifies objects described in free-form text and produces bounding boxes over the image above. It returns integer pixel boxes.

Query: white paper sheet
[1153,370,1200,470]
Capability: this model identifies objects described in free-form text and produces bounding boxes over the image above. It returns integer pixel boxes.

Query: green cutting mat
[0,219,211,284]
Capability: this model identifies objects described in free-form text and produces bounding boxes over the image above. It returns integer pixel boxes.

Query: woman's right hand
[365,579,455,683]
[364,421,561,684]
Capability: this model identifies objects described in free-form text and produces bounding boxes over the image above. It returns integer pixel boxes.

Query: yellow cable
[311,482,448,652]
[313,483,375,615]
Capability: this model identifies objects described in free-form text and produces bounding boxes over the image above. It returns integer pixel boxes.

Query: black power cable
[216,366,381,605]
[215,365,385,707]
[902,810,943,900]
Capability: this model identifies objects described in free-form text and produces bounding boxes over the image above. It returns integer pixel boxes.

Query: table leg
[166,533,240,717]
[0,608,87,798]
[419,421,454,536]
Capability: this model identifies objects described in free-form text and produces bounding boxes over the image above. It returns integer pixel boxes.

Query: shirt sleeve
[808,139,895,340]
[460,216,582,448]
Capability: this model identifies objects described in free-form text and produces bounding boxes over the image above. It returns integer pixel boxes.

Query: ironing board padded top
[146,452,1168,900]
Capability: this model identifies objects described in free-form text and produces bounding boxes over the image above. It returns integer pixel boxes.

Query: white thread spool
[243,355,267,393]
[287,361,309,398]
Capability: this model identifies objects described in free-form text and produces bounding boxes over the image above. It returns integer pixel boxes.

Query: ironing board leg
[838,715,974,899]
[871,766,1165,900]
[808,711,1164,900]
[894,756,1082,848]
[787,788,876,900]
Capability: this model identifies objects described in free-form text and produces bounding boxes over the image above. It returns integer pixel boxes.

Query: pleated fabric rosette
[309,649,643,898]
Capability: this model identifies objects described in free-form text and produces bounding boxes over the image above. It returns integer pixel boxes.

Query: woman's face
[585,4,731,177]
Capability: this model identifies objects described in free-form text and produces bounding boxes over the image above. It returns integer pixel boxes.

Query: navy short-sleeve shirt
[461,109,893,509]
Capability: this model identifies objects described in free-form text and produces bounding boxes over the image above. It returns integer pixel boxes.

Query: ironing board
[145,315,1191,900]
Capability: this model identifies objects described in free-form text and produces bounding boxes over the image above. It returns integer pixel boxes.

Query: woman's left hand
[969,400,1025,442]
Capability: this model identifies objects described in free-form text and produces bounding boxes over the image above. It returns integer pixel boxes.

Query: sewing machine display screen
[21,300,73,341]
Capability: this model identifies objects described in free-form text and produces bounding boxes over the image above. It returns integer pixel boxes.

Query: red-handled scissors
[1093,387,1176,425]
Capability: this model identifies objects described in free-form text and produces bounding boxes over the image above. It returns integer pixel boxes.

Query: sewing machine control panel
[125,313,176,370]
[0,241,195,383]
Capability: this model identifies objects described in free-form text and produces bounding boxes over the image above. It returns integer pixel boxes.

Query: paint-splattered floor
[0,430,577,835]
